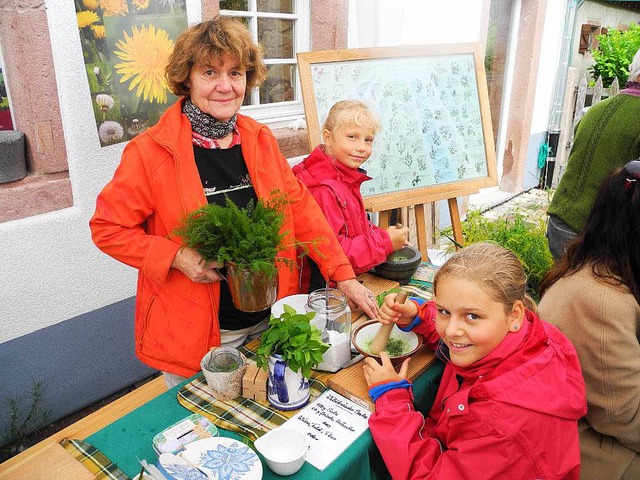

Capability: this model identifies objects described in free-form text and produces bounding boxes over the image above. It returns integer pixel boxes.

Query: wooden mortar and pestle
[369,290,408,355]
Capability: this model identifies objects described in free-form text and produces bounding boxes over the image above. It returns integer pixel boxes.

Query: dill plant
[176,192,320,278]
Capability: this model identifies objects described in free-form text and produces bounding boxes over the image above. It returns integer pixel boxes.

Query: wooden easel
[376,197,465,261]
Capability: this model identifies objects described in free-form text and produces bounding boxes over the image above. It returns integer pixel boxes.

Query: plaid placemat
[61,438,131,480]
[177,341,333,442]
[371,262,437,303]
[405,261,438,299]
[177,269,437,442]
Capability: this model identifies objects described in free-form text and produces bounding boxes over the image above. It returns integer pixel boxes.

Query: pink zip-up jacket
[292,145,393,275]
[369,301,587,479]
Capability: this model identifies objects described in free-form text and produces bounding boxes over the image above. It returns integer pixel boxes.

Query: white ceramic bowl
[270,294,308,317]
[351,320,422,365]
[254,428,308,476]
[270,294,325,331]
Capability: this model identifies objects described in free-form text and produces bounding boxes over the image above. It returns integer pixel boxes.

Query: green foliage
[1,378,52,461]
[590,23,640,87]
[440,209,553,291]
[256,305,329,378]
[484,20,497,75]
[176,192,310,278]
[376,287,400,306]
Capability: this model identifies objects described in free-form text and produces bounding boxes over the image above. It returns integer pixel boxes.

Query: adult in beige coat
[538,161,640,480]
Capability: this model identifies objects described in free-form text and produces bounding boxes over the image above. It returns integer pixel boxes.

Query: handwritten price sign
[283,390,371,470]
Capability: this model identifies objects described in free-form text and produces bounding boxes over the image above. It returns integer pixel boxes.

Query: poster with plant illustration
[299,46,498,207]
[74,0,187,147]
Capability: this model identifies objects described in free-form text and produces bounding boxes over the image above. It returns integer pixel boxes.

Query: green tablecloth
[86,265,443,479]
[86,361,444,479]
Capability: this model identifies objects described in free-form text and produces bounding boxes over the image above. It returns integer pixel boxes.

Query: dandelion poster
[74,0,187,147]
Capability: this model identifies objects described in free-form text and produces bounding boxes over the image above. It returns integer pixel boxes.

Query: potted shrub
[176,192,321,312]
[255,305,329,410]
[439,208,553,299]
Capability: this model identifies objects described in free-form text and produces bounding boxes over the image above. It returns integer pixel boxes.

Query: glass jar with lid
[306,288,351,372]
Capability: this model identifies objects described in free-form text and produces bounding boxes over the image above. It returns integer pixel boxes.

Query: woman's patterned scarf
[183,98,237,139]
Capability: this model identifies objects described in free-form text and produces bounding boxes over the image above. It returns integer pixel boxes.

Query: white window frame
[220,0,310,128]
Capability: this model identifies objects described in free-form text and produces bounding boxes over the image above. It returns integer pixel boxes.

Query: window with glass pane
[258,18,294,59]
[220,0,307,113]
[220,1,248,11]
[261,64,295,103]
[258,0,293,14]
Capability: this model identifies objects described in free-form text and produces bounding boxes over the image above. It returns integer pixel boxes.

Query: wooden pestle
[369,290,408,355]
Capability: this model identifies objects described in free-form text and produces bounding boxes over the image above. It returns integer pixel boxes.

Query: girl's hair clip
[624,159,640,178]
[623,160,640,191]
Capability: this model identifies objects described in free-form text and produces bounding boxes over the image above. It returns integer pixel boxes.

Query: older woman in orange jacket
[90,18,379,387]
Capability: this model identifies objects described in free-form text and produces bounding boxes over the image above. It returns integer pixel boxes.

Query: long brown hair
[538,165,640,304]
[434,242,537,313]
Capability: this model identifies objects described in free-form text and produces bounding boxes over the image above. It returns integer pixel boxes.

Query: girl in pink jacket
[293,100,409,289]
[365,242,587,479]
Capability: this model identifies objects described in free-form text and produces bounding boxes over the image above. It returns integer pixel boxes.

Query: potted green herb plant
[256,305,329,410]
[176,192,321,312]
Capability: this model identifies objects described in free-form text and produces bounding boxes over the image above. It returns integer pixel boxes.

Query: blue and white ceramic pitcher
[267,354,310,410]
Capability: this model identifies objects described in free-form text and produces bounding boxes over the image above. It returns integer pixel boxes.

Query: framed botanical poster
[298,44,498,212]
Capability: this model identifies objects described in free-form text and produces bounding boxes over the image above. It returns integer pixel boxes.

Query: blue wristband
[397,297,425,331]
[369,379,412,403]
[398,316,421,331]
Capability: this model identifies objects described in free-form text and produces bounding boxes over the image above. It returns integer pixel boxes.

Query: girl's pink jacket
[292,145,393,275]
[369,301,587,479]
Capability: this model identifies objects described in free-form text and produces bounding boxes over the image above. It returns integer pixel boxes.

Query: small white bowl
[254,428,308,476]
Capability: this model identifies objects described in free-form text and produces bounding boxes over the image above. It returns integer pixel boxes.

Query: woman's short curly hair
[166,17,267,97]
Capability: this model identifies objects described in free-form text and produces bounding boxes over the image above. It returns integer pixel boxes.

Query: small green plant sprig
[256,305,329,378]
[440,209,553,293]
[176,192,323,278]
[1,378,52,462]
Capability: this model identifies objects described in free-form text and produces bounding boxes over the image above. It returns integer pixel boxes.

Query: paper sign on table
[280,389,371,471]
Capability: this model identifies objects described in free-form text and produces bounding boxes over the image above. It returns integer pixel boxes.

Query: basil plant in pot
[176,192,319,312]
[256,305,329,410]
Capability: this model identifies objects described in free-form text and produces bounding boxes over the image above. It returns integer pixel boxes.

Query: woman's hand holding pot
[171,246,223,283]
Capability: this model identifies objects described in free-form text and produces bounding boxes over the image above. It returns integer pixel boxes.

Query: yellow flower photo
[82,0,100,11]
[100,0,129,17]
[75,0,186,146]
[76,10,100,29]
[91,24,106,40]
[131,0,150,11]
[113,24,174,104]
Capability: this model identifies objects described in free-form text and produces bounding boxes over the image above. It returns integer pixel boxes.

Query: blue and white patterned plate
[158,453,207,480]
[181,437,263,480]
